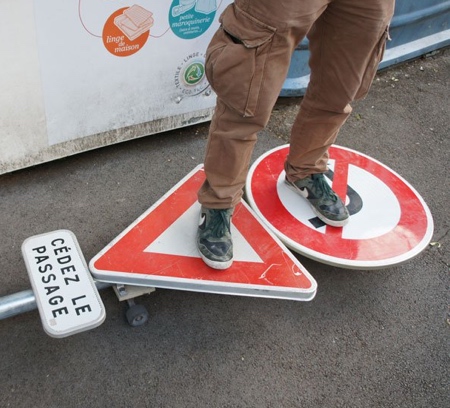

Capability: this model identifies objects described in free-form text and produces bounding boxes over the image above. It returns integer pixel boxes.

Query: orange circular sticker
[102,7,152,57]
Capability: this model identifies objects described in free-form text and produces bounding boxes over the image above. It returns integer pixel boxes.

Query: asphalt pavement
[0,49,449,408]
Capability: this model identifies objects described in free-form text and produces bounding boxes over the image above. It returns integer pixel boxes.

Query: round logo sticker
[183,61,205,85]
[103,6,152,57]
[174,53,209,98]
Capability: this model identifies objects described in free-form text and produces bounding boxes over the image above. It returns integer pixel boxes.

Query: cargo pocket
[205,4,276,117]
[355,26,389,100]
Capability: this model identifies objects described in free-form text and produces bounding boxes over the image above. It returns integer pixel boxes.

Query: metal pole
[0,282,112,320]
[0,290,37,320]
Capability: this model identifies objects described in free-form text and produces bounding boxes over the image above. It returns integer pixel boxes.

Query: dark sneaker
[196,207,234,270]
[285,173,350,227]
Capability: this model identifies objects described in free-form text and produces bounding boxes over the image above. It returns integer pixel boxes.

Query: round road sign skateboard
[245,144,434,269]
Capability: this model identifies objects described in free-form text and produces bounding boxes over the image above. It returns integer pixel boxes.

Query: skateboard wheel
[126,304,149,327]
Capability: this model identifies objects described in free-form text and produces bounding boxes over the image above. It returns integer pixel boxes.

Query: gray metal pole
[0,290,37,320]
[0,282,112,320]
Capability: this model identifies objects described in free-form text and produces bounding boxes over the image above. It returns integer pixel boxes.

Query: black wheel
[126,304,149,327]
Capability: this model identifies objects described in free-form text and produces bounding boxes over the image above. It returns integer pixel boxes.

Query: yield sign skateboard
[89,165,317,301]
[245,144,434,269]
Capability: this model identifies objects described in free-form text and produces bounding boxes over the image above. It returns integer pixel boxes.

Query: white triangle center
[144,202,263,263]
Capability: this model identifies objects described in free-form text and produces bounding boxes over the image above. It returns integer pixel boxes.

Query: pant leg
[285,0,395,181]
[198,0,328,208]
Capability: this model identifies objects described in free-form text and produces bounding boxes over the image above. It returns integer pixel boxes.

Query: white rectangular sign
[22,230,105,338]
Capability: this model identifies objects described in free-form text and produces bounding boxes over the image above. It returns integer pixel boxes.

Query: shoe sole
[284,180,349,228]
[198,252,233,270]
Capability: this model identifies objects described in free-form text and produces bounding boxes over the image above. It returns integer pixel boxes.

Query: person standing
[197,0,395,269]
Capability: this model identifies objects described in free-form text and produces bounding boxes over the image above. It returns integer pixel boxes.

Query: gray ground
[0,49,449,408]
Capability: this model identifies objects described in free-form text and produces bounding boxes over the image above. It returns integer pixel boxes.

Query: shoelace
[311,174,338,202]
[208,209,231,238]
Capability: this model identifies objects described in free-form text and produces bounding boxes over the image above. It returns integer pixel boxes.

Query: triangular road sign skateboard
[245,144,434,269]
[89,165,317,301]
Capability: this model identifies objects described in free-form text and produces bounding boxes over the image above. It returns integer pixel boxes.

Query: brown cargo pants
[198,0,395,208]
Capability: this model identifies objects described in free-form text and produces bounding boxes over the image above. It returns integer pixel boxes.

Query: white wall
[0,0,227,174]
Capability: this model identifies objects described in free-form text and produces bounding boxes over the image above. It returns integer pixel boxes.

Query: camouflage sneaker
[285,173,349,227]
[196,207,234,270]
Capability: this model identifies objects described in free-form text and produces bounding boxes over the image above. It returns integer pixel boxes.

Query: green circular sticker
[174,53,209,98]
[169,0,217,39]
[184,62,205,85]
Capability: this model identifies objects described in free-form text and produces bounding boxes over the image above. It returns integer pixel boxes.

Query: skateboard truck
[113,284,155,327]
